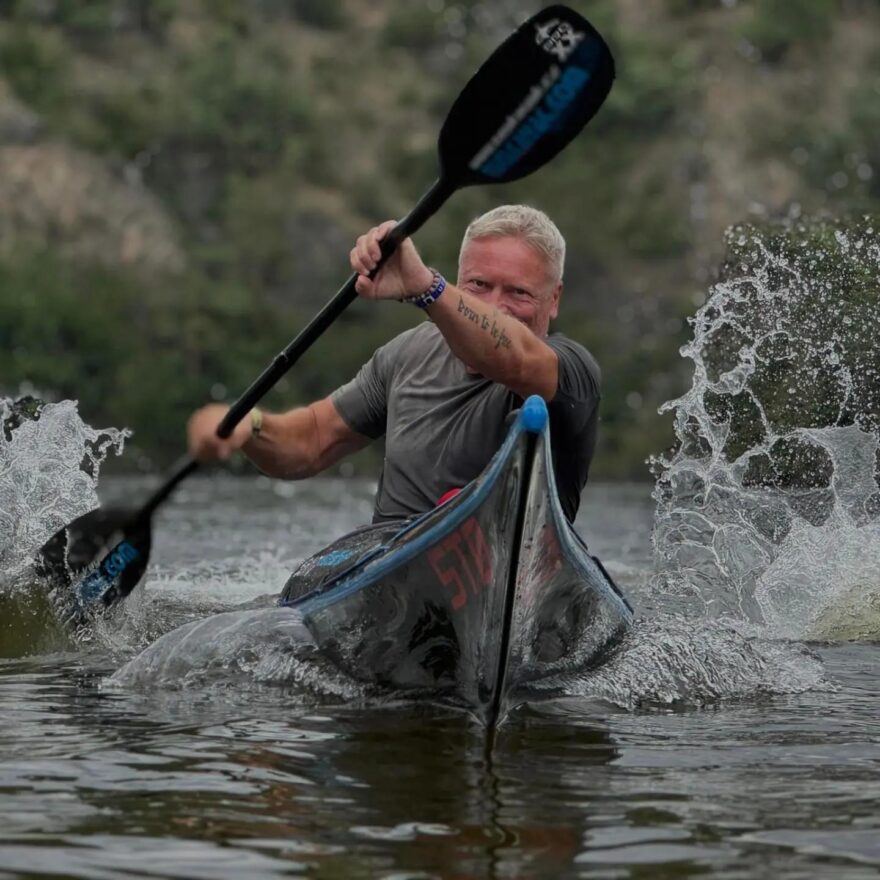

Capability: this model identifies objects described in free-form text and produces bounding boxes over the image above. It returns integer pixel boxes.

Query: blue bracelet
[402,269,447,309]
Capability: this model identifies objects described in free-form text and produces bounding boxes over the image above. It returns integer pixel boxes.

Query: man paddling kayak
[187,205,600,523]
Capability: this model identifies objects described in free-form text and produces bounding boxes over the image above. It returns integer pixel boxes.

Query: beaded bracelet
[401,269,447,309]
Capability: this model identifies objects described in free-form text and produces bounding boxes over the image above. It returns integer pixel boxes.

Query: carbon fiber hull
[279,397,632,724]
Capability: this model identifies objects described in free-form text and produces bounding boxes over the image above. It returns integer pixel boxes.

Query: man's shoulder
[546,332,601,384]
[545,331,593,357]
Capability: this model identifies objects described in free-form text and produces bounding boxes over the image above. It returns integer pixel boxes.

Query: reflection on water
[1,640,879,878]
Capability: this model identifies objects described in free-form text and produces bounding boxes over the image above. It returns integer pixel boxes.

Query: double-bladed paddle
[38,5,615,625]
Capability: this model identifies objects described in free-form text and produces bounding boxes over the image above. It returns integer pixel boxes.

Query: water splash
[144,547,294,607]
[534,614,829,711]
[652,217,880,639]
[0,398,127,588]
[108,607,366,703]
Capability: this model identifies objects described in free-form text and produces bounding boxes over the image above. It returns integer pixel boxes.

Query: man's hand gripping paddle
[38,6,615,626]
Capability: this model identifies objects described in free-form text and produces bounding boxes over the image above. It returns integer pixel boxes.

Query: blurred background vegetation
[0,0,877,478]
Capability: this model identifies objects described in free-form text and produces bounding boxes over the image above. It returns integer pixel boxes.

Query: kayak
[278,395,633,725]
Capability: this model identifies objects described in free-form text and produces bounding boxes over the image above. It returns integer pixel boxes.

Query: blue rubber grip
[521,395,548,433]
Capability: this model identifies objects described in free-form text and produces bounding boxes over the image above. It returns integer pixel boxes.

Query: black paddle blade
[75,524,151,608]
[38,508,152,626]
[439,6,614,186]
[38,507,129,585]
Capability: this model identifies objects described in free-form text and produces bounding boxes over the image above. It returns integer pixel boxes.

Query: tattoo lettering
[457,296,481,324]
[491,320,512,350]
[458,295,512,349]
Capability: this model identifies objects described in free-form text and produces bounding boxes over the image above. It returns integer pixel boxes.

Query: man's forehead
[458,235,558,284]
[460,235,546,265]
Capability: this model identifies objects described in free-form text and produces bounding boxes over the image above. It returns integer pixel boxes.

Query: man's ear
[550,281,562,321]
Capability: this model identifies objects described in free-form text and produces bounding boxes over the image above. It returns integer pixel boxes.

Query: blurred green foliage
[290,0,348,30]
[742,0,835,62]
[7,0,177,41]
[0,251,253,454]
[382,5,440,49]
[0,25,69,112]
[169,36,312,180]
[665,0,724,15]
[0,0,877,482]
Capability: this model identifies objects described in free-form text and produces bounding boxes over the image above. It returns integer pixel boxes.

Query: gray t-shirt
[331,322,600,523]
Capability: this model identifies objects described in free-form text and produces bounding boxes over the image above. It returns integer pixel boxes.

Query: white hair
[459,205,566,281]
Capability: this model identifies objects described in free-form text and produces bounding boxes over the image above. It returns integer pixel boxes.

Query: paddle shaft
[137,176,456,522]
[217,176,455,438]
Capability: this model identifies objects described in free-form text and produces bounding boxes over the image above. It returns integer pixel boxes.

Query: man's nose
[485,287,509,312]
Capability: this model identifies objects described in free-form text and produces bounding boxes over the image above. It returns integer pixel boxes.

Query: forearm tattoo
[457,295,512,350]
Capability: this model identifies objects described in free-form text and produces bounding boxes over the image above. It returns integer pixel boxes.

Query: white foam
[0,399,126,588]
[651,225,880,641]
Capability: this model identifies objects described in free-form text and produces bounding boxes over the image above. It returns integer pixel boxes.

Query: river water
[1,470,879,879]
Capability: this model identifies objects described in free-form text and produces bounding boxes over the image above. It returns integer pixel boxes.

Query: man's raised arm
[350,220,561,401]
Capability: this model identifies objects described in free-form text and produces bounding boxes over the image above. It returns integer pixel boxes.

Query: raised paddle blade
[438,6,614,186]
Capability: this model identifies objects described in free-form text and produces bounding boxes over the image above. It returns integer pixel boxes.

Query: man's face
[457,235,562,337]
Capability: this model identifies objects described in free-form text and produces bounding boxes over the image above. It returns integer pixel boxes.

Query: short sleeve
[545,335,601,432]
[329,334,404,439]
[543,334,602,521]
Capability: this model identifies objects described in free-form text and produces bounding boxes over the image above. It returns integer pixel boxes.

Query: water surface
[1,474,878,878]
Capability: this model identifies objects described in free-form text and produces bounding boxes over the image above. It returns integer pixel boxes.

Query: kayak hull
[279,397,632,724]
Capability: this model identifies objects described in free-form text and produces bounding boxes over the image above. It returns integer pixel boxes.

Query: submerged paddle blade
[37,459,197,621]
[439,5,614,186]
[74,524,151,608]
[39,509,152,626]
[39,507,128,584]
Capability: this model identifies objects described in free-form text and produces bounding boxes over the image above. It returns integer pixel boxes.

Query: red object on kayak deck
[437,488,462,506]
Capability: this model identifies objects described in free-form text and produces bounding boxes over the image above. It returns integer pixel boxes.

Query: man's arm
[423,287,558,400]
[187,396,370,478]
[350,220,559,401]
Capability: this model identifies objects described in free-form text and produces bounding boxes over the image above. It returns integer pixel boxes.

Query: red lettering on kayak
[461,518,493,586]
[427,517,494,611]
